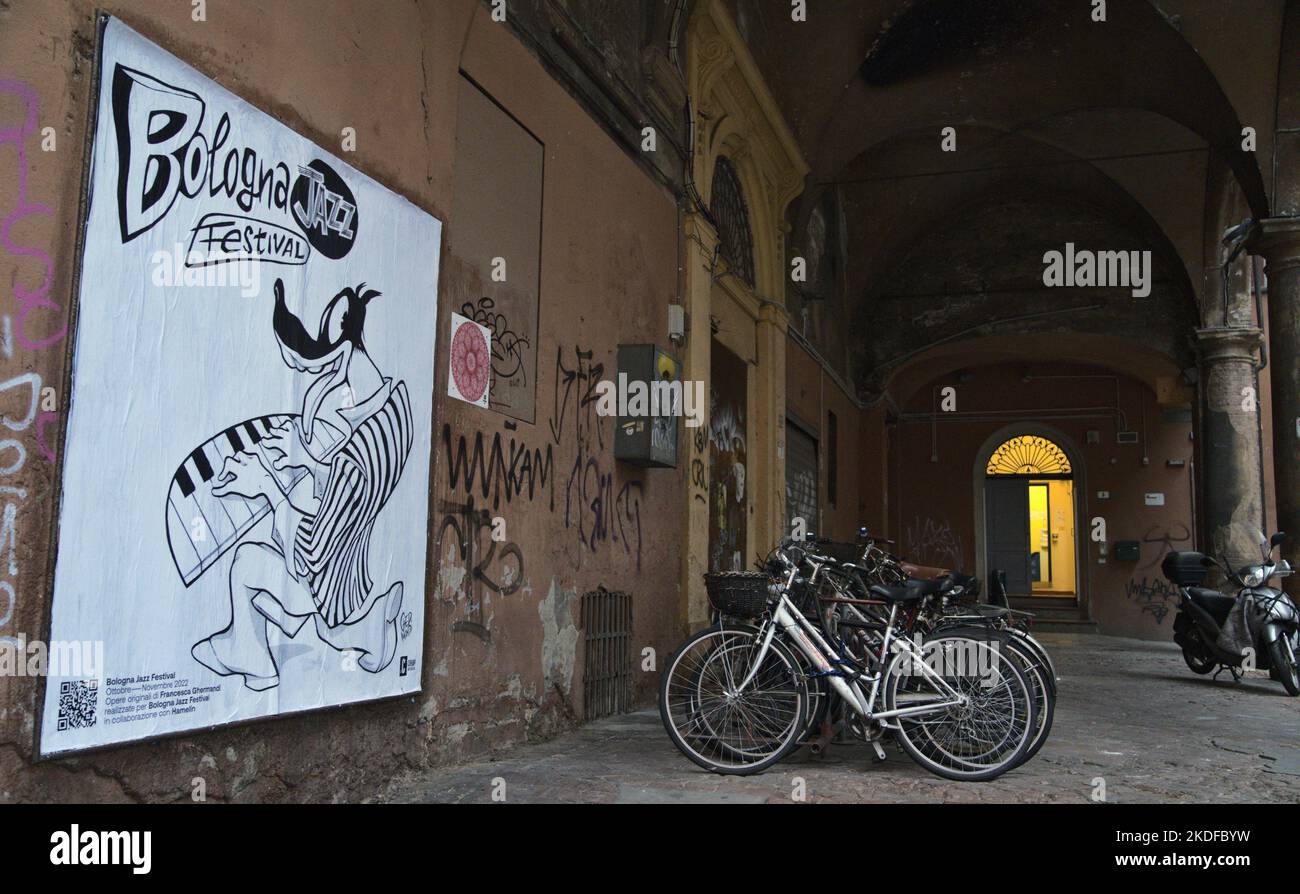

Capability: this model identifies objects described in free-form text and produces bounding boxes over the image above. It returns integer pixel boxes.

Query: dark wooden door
[986,478,1031,595]
[708,343,747,572]
[785,420,818,535]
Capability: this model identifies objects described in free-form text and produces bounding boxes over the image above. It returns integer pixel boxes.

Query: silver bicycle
[661,539,1038,780]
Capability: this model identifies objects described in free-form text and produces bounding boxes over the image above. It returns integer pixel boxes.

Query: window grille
[712,156,755,287]
[986,435,1072,476]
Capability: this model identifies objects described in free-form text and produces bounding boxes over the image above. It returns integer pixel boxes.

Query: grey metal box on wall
[614,344,680,468]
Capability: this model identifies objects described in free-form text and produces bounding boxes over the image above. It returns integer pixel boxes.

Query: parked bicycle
[817,529,1056,766]
[660,535,1041,780]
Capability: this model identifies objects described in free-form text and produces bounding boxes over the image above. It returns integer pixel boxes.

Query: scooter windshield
[1213,524,1271,575]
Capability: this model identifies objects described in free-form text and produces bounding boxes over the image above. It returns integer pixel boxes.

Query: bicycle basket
[704,571,772,618]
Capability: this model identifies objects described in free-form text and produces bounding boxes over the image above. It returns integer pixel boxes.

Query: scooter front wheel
[1266,633,1300,696]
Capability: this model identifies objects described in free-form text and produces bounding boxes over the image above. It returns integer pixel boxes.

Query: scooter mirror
[1270,531,1287,549]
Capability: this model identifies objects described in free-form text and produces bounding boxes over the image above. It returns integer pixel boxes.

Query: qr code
[57,679,98,731]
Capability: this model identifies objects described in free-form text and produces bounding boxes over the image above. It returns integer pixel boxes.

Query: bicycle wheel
[660,625,808,775]
[883,632,1036,781]
[682,622,826,752]
[934,625,1054,766]
[1003,639,1053,765]
[930,626,1050,764]
[1007,629,1058,694]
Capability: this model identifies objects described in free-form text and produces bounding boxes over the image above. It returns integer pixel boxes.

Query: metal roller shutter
[786,420,819,535]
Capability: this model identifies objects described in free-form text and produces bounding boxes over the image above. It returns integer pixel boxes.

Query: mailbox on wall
[614,344,680,468]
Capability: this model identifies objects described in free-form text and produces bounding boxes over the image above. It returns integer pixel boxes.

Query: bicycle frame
[837,538,1055,687]
[732,563,967,728]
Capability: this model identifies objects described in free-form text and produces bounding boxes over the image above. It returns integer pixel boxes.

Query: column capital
[1196,327,1263,364]
[757,299,790,327]
[1250,216,1300,274]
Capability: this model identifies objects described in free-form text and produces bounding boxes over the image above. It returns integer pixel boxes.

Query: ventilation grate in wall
[581,587,633,721]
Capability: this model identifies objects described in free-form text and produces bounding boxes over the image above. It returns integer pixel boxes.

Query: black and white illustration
[40,19,438,754]
[172,278,413,691]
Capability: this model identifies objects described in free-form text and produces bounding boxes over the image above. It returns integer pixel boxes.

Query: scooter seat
[1187,587,1235,625]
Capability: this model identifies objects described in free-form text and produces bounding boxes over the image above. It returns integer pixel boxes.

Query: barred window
[712,156,755,288]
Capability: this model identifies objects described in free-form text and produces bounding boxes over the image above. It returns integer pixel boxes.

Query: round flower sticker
[450,316,490,404]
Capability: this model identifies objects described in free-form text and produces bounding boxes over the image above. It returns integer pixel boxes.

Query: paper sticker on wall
[448,313,492,408]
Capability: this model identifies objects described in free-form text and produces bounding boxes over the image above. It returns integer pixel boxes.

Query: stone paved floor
[383,634,1300,803]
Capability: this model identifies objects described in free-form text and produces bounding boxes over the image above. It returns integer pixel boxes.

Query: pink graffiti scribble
[0,78,63,351]
[34,410,57,462]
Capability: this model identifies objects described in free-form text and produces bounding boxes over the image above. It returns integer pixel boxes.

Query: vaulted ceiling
[724,0,1285,395]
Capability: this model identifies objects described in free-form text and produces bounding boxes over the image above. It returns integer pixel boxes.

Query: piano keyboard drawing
[166,413,320,587]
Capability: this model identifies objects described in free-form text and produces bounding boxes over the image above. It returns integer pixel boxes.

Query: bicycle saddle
[869,578,948,603]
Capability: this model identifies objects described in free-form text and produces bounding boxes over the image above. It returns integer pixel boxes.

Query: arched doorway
[975,427,1084,603]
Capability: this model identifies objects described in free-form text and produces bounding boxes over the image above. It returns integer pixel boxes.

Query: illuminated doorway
[984,435,1078,598]
[1027,480,1076,595]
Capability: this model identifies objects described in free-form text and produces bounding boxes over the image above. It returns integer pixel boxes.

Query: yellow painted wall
[1030,479,1076,594]
[1029,485,1049,586]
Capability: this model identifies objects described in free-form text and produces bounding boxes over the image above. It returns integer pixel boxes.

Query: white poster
[39,19,439,754]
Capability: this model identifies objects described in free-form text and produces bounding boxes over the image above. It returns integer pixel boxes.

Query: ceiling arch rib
[880,332,1186,409]
[823,120,1202,305]
[736,0,1269,228]
[847,185,1200,395]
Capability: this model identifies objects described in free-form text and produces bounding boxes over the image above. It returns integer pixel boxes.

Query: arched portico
[678,0,808,632]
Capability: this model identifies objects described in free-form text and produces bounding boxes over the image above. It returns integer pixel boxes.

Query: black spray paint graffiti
[437,346,644,638]
[442,423,554,512]
[1125,576,1179,625]
[566,469,644,571]
[550,346,643,571]
[435,496,525,642]
[1139,523,1191,570]
[905,515,965,570]
[549,345,605,451]
[460,297,530,387]
[690,427,707,504]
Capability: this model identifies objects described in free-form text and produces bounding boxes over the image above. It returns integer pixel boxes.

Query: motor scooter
[1163,530,1299,695]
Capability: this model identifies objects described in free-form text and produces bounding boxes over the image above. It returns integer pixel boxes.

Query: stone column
[1253,218,1300,596]
[1196,328,1267,571]
[752,300,789,557]
[680,211,717,635]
